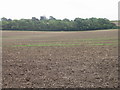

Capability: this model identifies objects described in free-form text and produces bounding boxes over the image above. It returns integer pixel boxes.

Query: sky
[0,0,119,20]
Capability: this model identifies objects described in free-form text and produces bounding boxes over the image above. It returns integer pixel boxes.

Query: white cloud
[0,0,119,20]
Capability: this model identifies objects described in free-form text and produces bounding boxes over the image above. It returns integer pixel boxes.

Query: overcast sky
[0,0,119,20]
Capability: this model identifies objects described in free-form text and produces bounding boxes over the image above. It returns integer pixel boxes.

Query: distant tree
[63,18,70,21]
[40,16,47,20]
[1,16,117,31]
[49,16,56,20]
[74,18,84,30]
[1,17,8,21]
[32,17,39,21]
[7,19,12,21]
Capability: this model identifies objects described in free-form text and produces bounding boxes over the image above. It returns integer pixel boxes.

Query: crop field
[2,29,118,88]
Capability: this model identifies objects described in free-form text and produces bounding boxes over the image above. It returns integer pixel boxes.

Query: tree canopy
[1,16,117,31]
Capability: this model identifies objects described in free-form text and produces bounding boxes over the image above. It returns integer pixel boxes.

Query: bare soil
[2,29,118,88]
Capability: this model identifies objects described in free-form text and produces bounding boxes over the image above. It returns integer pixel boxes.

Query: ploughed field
[2,29,118,88]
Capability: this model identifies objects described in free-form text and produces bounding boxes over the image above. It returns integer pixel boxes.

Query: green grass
[89,43,116,46]
[13,43,117,47]
[5,37,118,47]
[14,43,81,47]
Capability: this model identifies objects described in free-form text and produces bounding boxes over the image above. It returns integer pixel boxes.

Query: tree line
[1,16,117,31]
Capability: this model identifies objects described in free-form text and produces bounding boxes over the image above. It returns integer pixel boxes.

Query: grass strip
[13,43,118,47]
[14,43,81,47]
[89,43,116,46]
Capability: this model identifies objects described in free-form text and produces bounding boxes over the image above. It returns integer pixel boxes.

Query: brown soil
[2,30,118,88]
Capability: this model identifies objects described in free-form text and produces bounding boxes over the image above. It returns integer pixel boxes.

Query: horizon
[0,16,118,21]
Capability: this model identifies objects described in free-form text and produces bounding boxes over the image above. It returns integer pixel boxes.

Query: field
[2,29,118,88]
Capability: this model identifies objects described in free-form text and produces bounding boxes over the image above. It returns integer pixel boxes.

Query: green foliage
[1,16,117,31]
